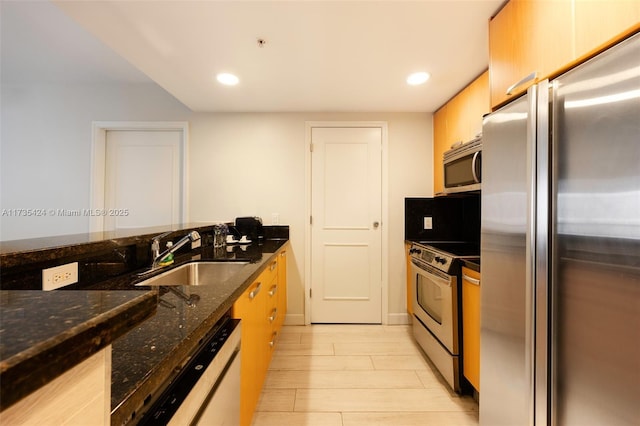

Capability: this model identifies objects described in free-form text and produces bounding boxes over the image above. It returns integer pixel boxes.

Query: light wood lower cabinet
[0,346,111,425]
[276,249,287,331]
[233,276,268,426]
[232,249,287,426]
[462,267,481,392]
[405,243,413,316]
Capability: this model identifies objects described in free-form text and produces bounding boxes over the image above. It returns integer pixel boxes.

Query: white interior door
[104,130,183,231]
[310,127,382,323]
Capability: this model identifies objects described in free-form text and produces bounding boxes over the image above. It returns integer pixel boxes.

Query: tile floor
[252,324,479,426]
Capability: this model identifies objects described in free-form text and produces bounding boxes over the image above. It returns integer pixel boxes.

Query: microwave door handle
[471,151,480,183]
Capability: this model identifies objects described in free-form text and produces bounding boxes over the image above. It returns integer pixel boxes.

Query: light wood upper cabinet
[489,0,640,109]
[488,0,527,109]
[433,71,490,194]
[433,105,448,194]
[489,0,573,108]
[461,72,491,139]
[573,0,640,61]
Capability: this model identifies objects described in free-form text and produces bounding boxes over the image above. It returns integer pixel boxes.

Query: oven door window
[416,273,445,324]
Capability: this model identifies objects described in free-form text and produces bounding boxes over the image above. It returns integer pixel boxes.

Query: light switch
[424,217,433,230]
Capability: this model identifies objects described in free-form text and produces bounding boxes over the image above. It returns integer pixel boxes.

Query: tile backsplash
[405,194,480,243]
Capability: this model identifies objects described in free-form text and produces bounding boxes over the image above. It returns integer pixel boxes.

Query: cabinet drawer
[262,258,278,287]
[266,275,279,330]
[232,279,263,316]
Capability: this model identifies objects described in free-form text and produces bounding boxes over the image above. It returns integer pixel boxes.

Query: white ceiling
[1,1,150,84]
[4,1,504,113]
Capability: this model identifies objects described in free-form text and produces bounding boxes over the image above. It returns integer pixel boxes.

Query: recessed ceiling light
[216,73,239,86]
[407,72,430,86]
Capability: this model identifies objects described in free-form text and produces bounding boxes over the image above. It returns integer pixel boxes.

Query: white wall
[188,112,433,324]
[0,82,192,240]
[1,80,434,322]
[1,0,436,325]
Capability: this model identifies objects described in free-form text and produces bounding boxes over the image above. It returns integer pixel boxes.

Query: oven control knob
[409,248,421,254]
[435,256,446,264]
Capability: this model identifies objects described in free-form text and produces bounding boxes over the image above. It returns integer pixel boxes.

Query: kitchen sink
[135,261,249,287]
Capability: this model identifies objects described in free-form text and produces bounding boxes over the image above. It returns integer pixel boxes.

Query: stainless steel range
[409,241,479,392]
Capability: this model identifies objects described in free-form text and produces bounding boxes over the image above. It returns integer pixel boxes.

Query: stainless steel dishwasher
[139,317,241,425]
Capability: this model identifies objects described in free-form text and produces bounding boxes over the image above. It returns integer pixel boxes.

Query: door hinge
[310,143,314,152]
[310,215,313,225]
[310,288,312,298]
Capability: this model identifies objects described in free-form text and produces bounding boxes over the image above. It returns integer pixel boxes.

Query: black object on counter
[234,217,264,242]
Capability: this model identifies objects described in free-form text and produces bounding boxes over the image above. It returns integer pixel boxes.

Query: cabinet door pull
[463,274,481,286]
[269,285,278,297]
[269,308,278,322]
[269,331,277,347]
[506,71,538,95]
[270,261,277,271]
[249,282,262,299]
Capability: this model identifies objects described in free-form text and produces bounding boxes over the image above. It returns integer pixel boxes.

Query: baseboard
[283,313,305,326]
[284,313,410,326]
[387,312,411,325]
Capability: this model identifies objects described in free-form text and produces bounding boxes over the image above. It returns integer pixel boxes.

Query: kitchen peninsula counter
[0,288,157,412]
[108,239,289,425]
[0,224,289,424]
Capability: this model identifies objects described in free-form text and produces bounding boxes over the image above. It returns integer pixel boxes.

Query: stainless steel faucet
[150,231,173,262]
[150,230,201,270]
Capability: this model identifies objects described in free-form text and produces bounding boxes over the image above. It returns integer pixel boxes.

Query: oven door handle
[411,259,452,284]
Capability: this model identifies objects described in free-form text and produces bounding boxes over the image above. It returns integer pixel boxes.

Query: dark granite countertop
[109,239,289,425]
[0,288,158,411]
[0,222,289,423]
[461,258,481,272]
[0,223,217,256]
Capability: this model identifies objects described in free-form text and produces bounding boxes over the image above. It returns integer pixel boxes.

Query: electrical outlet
[424,216,433,230]
[42,262,78,291]
[272,213,280,225]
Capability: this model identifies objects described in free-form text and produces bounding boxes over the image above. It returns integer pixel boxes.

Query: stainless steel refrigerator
[480,33,640,426]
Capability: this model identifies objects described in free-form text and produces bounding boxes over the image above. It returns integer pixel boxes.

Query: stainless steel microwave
[443,136,481,194]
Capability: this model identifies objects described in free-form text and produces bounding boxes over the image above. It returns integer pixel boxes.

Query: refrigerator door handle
[534,79,551,426]
[525,82,538,426]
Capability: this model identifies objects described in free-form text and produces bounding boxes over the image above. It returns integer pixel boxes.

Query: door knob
[373,221,380,228]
